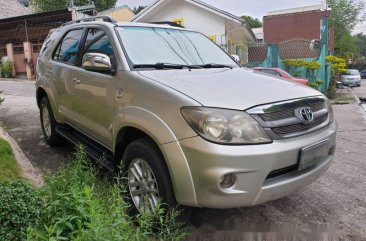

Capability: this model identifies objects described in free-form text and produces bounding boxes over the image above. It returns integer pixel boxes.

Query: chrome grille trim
[247,96,329,139]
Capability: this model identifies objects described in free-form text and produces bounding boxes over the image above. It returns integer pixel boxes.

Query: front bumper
[176,121,337,208]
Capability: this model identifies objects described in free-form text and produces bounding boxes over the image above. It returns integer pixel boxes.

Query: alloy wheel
[128,158,160,213]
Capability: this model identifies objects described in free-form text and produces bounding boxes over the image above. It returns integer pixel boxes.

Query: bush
[1,60,13,78]
[28,145,186,240]
[0,181,42,240]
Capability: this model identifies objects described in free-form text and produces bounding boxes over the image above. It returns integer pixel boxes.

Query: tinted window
[53,29,84,65]
[83,28,114,61]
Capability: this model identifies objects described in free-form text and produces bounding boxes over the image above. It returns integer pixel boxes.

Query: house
[0,4,95,79]
[0,0,32,19]
[263,5,334,53]
[252,27,263,43]
[98,5,134,22]
[131,0,256,63]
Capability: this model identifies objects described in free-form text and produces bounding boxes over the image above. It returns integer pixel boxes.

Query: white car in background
[341,69,361,87]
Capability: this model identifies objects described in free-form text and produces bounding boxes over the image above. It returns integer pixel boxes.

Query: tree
[240,15,262,28]
[30,0,117,13]
[326,0,365,56]
[325,56,347,98]
[354,33,366,58]
[132,5,145,15]
[334,32,358,57]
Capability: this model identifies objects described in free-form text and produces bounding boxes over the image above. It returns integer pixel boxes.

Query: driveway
[0,80,72,171]
[1,79,366,240]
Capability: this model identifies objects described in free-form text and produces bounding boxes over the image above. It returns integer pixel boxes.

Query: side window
[53,29,84,65]
[82,28,115,63]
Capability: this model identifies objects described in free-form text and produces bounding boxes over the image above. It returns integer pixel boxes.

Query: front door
[70,28,118,148]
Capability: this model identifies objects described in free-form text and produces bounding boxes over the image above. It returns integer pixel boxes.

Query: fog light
[219,173,236,188]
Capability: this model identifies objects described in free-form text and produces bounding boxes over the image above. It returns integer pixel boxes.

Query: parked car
[253,67,308,85]
[360,70,366,79]
[341,69,361,87]
[36,16,337,217]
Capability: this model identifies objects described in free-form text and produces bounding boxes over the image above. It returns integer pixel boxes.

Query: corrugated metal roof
[0,0,32,19]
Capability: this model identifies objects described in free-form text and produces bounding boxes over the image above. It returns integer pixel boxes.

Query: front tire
[40,97,63,146]
[123,138,177,216]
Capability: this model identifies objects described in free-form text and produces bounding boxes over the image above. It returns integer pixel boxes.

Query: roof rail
[61,16,117,26]
[149,21,185,28]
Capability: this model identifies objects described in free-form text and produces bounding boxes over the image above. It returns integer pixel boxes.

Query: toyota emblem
[298,107,314,122]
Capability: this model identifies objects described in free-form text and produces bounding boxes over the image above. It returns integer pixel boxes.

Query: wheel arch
[113,107,197,206]
[36,87,47,108]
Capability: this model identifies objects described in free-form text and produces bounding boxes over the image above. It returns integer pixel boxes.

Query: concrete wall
[106,8,135,22]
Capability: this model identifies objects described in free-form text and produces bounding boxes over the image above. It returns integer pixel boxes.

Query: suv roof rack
[62,16,117,27]
[149,21,185,28]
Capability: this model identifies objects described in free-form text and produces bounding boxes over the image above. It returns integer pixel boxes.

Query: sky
[116,0,325,19]
[116,0,366,34]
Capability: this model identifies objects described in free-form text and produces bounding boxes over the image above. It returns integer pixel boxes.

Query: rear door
[51,28,85,122]
[69,27,117,148]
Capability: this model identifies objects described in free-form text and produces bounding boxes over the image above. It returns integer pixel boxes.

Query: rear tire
[40,97,63,146]
[122,138,191,221]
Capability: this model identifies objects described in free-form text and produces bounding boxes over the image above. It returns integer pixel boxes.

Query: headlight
[324,96,334,124]
[181,107,272,144]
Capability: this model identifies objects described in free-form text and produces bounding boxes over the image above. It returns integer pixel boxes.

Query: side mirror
[82,53,113,74]
[231,54,240,62]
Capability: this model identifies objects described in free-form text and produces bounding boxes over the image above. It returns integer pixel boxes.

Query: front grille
[259,100,325,122]
[271,114,328,136]
[247,97,329,139]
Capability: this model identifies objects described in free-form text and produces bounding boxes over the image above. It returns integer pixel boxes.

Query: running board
[56,125,117,171]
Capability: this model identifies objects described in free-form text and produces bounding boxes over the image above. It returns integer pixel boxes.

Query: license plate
[299,139,330,170]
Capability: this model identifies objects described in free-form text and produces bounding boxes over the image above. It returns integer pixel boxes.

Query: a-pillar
[23,42,33,80]
[5,43,16,77]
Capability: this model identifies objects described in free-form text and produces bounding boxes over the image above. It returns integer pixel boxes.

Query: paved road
[1,79,366,240]
[0,80,73,171]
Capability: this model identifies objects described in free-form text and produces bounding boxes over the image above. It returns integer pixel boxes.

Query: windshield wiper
[133,63,202,70]
[195,63,233,69]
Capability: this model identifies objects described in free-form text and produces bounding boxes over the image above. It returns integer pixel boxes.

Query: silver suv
[36,17,337,215]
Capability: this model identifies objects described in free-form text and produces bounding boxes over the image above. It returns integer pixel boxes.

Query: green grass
[0,138,21,181]
[27,145,187,240]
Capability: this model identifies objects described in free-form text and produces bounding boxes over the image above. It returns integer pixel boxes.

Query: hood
[138,68,322,110]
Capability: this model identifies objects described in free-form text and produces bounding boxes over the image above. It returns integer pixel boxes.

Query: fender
[36,77,63,123]
[113,106,197,206]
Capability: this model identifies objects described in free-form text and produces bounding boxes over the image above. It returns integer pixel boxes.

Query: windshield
[345,69,360,75]
[116,27,238,69]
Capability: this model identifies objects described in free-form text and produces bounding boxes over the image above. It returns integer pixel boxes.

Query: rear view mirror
[82,53,113,74]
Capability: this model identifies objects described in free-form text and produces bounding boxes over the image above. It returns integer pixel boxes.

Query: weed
[28,145,187,240]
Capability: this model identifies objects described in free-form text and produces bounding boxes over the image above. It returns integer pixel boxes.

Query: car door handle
[72,78,81,85]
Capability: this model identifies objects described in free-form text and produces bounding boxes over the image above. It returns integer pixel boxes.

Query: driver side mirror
[82,53,114,74]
